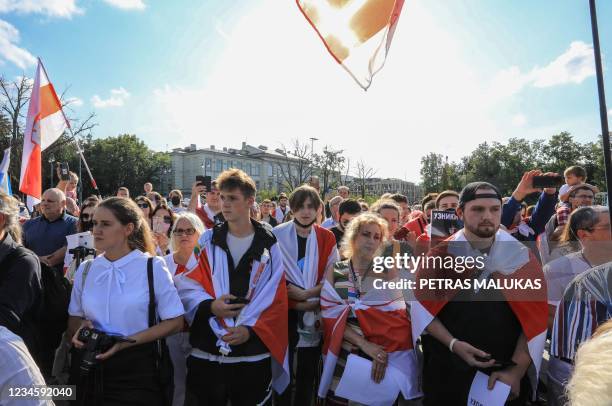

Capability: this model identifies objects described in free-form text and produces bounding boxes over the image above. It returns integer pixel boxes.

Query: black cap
[458,182,502,208]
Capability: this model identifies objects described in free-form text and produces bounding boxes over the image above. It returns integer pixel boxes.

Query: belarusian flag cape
[272,221,338,294]
[411,229,548,387]
[175,229,290,393]
[318,279,421,400]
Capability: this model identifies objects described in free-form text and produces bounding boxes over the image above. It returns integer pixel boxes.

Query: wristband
[449,338,458,353]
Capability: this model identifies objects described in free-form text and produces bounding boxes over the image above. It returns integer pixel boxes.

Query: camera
[77,328,117,373]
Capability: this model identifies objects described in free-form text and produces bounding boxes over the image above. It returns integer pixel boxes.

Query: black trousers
[276,346,320,406]
[69,344,162,406]
[184,356,272,406]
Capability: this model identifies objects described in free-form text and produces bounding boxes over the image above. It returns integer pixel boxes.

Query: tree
[541,132,582,174]
[83,134,170,197]
[355,160,377,198]
[276,139,312,192]
[313,146,345,197]
[420,153,445,193]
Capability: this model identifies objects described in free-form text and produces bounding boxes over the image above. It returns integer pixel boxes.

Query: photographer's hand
[71,319,94,349]
[96,342,127,361]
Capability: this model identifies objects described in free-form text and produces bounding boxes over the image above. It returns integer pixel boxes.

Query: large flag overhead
[20,58,68,208]
[0,148,11,195]
[297,0,405,90]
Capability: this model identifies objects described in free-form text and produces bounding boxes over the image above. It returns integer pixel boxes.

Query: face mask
[81,220,93,232]
[171,196,181,206]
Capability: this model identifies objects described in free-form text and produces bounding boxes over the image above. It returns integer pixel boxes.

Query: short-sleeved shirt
[68,250,184,337]
[544,252,590,306]
[22,212,77,256]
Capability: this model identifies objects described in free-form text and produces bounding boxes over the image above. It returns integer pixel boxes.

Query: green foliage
[420,132,608,196]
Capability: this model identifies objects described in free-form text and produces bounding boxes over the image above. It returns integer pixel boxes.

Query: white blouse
[68,250,185,337]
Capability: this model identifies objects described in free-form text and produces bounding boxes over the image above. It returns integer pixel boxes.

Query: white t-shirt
[226,232,254,267]
[68,250,185,337]
[558,183,571,198]
[0,327,52,406]
[544,251,591,306]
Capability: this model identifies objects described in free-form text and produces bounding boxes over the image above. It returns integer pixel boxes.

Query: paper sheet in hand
[334,354,401,406]
[467,371,511,406]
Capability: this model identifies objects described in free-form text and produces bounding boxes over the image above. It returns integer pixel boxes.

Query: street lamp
[309,137,318,173]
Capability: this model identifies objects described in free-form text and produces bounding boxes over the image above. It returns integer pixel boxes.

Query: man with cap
[411,182,548,405]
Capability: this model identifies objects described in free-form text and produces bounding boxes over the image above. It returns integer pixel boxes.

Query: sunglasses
[163,216,173,224]
[173,228,196,236]
[81,213,93,221]
[137,203,150,209]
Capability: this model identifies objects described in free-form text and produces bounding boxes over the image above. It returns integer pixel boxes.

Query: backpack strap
[147,257,156,328]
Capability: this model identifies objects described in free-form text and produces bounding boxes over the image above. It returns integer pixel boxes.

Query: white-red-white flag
[20,58,68,209]
[297,0,405,90]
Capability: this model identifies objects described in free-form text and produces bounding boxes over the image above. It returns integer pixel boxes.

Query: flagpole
[37,57,101,199]
[588,0,612,235]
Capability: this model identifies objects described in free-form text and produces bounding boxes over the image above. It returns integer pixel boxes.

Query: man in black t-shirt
[330,199,362,251]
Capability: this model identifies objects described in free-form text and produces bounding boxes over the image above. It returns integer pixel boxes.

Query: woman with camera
[162,212,205,406]
[67,197,185,406]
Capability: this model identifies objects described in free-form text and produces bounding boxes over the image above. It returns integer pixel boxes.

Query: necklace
[348,260,370,298]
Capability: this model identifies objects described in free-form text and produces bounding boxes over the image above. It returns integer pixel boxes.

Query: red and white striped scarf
[318,280,421,400]
[174,230,290,393]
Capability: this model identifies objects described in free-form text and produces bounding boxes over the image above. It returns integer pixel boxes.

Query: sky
[1,0,611,183]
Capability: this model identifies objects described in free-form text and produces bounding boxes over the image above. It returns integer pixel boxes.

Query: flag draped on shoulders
[297,0,405,90]
[174,230,290,394]
[20,59,68,209]
[410,229,548,385]
[318,279,421,400]
[273,221,338,292]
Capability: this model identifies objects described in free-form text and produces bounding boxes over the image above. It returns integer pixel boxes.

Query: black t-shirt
[421,285,528,405]
[297,235,307,263]
[330,226,344,249]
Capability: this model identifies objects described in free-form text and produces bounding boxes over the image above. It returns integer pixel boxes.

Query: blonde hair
[169,212,205,252]
[0,192,22,244]
[567,320,612,406]
[340,212,388,259]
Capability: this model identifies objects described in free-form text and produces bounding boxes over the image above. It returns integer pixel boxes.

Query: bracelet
[449,338,458,353]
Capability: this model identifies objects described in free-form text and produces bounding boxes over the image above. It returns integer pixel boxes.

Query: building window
[253,165,260,176]
[246,163,252,174]
[268,164,273,177]
[216,160,223,171]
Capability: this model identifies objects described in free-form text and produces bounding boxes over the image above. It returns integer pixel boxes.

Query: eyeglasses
[173,228,196,236]
[137,203,149,209]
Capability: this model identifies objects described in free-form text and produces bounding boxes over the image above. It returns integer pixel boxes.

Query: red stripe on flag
[355,307,413,352]
[253,274,288,365]
[20,143,42,198]
[187,248,215,297]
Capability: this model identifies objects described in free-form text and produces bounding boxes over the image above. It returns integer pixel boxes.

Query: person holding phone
[55,163,79,202]
[67,197,185,405]
[151,203,175,256]
[501,170,558,243]
[412,182,548,405]
[188,178,224,229]
[175,169,289,405]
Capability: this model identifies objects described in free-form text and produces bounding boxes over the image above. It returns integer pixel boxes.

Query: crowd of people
[0,164,611,406]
